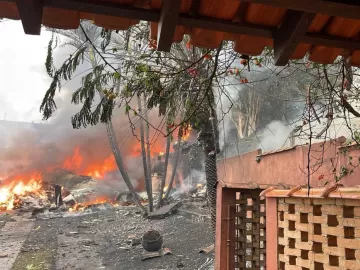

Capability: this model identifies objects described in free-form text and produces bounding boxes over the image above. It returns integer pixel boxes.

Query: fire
[83,155,117,179]
[62,147,117,179]
[63,147,83,171]
[196,183,203,189]
[0,173,46,211]
[68,196,116,212]
[182,125,192,141]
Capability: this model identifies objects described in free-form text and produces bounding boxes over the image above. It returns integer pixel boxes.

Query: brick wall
[277,197,360,270]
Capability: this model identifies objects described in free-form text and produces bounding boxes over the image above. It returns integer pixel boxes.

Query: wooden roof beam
[16,0,44,35]
[157,0,181,52]
[233,2,249,23]
[44,0,160,22]
[241,0,360,20]
[274,11,315,66]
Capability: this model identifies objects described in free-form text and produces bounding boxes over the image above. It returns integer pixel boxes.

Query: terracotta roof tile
[1,0,360,65]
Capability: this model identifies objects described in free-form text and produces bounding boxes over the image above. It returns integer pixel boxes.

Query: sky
[0,20,53,122]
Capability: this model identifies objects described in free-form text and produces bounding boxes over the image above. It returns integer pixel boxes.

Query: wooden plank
[15,0,43,35]
[274,11,315,66]
[157,0,181,52]
[241,0,360,20]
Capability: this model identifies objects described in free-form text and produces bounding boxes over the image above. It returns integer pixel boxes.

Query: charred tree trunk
[164,135,181,199]
[156,134,171,209]
[138,95,153,212]
[106,121,146,213]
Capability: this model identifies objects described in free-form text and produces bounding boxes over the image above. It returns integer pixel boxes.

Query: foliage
[41,27,119,129]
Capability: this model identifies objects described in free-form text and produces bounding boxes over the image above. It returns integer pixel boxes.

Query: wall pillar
[266,197,278,270]
[215,185,235,270]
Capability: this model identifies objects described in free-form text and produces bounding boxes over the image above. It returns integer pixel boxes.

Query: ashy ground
[0,206,214,270]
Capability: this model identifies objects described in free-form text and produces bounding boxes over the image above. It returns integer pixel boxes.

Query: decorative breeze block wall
[277,197,360,270]
[235,189,266,270]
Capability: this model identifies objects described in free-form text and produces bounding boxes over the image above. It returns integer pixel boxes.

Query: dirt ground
[0,206,214,270]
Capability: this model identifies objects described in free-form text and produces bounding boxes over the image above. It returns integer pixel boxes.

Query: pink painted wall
[217,139,360,187]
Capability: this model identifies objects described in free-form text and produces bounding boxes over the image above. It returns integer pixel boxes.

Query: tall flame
[62,147,117,179]
[63,147,83,171]
[85,155,117,179]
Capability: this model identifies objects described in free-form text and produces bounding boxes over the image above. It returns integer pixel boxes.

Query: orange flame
[68,196,116,212]
[63,147,83,171]
[83,155,117,179]
[182,125,192,141]
[62,147,117,179]
[0,172,46,211]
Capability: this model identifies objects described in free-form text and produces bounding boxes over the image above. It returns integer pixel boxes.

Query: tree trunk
[164,135,181,199]
[198,107,218,236]
[89,53,145,213]
[156,134,171,209]
[138,95,153,212]
[144,98,153,205]
[106,121,146,213]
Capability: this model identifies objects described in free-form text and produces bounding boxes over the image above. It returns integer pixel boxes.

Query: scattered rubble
[199,244,215,254]
[147,202,182,220]
[198,258,214,270]
[140,248,172,261]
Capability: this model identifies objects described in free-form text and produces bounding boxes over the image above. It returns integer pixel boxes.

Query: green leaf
[125,104,131,114]
[113,72,120,79]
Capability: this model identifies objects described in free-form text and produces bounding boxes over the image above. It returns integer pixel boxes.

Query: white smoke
[258,121,293,151]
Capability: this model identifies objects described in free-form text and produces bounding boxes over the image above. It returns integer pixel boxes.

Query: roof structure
[1,0,360,66]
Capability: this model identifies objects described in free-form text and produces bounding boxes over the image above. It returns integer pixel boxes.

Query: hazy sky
[0,20,53,122]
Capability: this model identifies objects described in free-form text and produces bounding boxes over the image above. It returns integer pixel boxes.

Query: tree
[45,23,146,212]
[41,22,237,234]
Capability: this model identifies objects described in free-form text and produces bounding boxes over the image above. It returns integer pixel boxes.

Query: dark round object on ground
[141,230,163,252]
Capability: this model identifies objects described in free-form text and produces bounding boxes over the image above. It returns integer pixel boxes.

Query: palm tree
[48,23,146,213]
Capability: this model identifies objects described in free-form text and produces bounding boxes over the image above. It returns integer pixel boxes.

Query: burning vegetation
[0,115,202,216]
[0,172,46,211]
